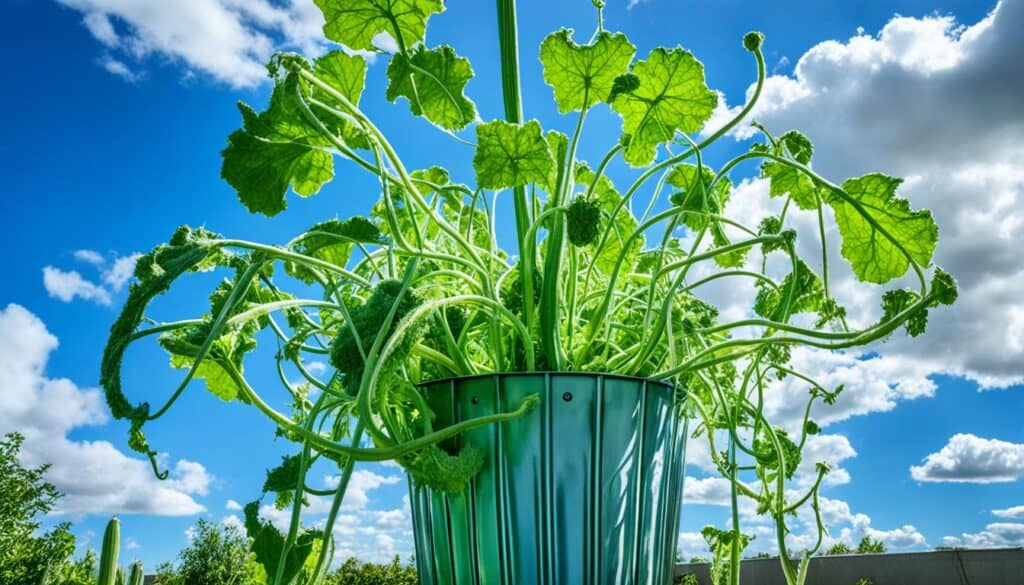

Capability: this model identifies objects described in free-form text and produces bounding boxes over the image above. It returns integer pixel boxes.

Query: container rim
[417,370,677,390]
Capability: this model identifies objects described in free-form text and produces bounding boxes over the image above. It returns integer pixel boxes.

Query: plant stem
[497,0,538,363]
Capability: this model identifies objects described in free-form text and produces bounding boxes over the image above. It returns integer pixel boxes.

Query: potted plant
[100,0,955,584]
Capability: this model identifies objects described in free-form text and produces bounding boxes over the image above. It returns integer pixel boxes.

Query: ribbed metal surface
[409,373,688,585]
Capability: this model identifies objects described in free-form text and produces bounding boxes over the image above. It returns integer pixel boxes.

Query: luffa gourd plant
[100,0,956,583]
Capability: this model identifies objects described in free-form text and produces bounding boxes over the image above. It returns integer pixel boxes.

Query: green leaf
[667,163,730,231]
[710,223,748,268]
[314,0,444,51]
[610,47,717,166]
[779,130,814,164]
[160,328,255,402]
[221,77,334,216]
[881,288,927,337]
[539,29,635,113]
[754,260,823,322]
[761,161,819,210]
[473,120,554,190]
[310,51,371,150]
[286,217,382,283]
[313,51,367,104]
[828,173,938,284]
[244,502,319,584]
[607,73,639,103]
[386,45,477,130]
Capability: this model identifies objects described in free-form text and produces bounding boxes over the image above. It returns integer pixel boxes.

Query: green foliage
[824,542,853,556]
[539,29,635,112]
[222,77,336,216]
[855,536,887,554]
[473,120,554,190]
[155,519,264,585]
[100,4,957,585]
[0,433,80,585]
[386,45,477,130]
[828,173,938,284]
[325,556,417,585]
[315,0,442,51]
[244,503,318,584]
[610,47,717,166]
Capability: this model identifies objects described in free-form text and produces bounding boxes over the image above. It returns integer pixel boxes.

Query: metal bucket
[409,372,688,584]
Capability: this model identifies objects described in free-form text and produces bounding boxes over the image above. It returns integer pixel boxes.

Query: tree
[0,433,80,585]
[824,542,853,556]
[154,520,264,585]
[325,557,418,585]
[855,536,887,554]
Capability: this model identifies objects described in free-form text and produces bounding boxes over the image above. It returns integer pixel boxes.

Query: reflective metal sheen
[409,373,688,584]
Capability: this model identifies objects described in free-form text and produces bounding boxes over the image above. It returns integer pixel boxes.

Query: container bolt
[562,392,573,402]
[471,396,480,405]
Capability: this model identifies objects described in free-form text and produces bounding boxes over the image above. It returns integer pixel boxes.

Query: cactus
[97,517,120,585]
[127,561,144,585]
[115,567,126,585]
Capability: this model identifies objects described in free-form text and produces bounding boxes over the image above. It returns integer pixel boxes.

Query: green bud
[743,31,765,52]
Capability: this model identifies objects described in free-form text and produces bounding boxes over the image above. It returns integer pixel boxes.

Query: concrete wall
[674,548,1024,585]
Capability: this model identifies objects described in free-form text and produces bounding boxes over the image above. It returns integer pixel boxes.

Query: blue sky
[2,0,1023,569]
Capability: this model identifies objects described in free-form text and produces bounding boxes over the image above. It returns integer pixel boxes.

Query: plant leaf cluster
[100,2,957,584]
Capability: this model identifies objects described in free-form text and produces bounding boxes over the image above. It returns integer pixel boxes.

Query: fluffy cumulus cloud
[910,433,1024,483]
[43,250,140,306]
[0,303,209,517]
[992,505,1024,520]
[943,522,1024,548]
[52,0,394,87]
[705,0,1024,389]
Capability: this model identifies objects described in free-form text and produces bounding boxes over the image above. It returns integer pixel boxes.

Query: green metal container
[409,372,688,584]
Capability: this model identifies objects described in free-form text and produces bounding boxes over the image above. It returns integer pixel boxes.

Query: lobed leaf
[315,0,443,51]
[221,76,335,217]
[539,29,635,113]
[828,173,938,284]
[386,45,477,130]
[473,120,554,190]
[611,47,716,166]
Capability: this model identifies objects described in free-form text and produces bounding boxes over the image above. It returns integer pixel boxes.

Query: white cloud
[0,303,208,517]
[866,525,928,549]
[124,537,140,550]
[42,267,112,305]
[324,469,402,510]
[54,0,337,87]
[226,499,243,511]
[99,57,140,83]
[166,459,213,496]
[73,249,106,266]
[910,433,1024,483]
[42,251,140,306]
[683,476,732,506]
[943,522,1024,548]
[707,0,1024,389]
[677,531,709,560]
[993,505,1024,520]
[101,253,142,290]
